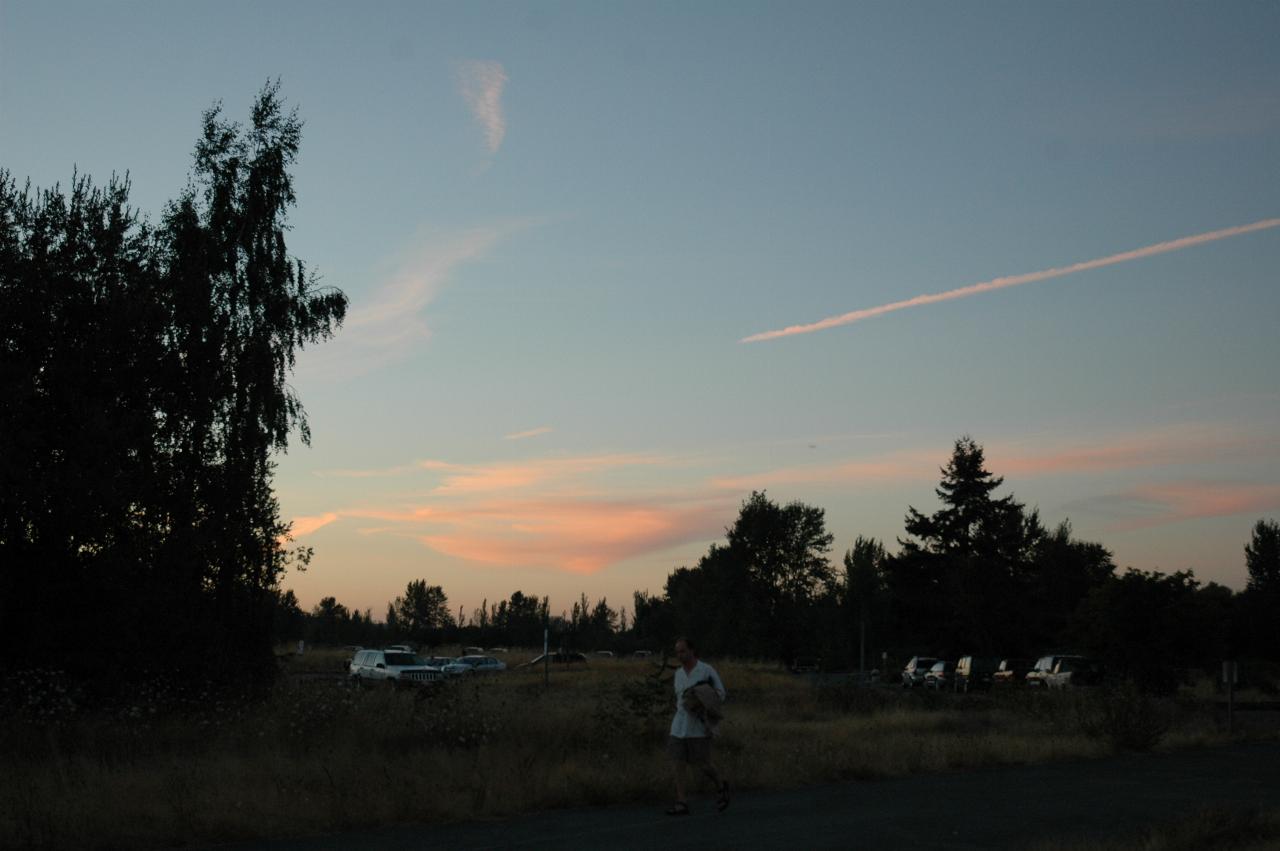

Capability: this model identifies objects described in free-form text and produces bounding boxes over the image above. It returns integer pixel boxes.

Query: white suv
[349,649,444,688]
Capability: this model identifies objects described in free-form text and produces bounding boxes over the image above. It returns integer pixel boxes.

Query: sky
[3,1,1279,621]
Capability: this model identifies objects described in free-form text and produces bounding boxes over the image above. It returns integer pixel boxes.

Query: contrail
[741,218,1280,343]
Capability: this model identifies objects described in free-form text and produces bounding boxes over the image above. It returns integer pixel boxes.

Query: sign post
[543,627,550,689]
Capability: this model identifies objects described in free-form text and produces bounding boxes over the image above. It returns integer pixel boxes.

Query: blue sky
[4,1,1279,619]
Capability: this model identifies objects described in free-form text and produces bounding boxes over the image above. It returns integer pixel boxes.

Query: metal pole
[543,627,549,689]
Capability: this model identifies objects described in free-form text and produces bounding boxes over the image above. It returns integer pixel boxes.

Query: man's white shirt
[670,659,726,738]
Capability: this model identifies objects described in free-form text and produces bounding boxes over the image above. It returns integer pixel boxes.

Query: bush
[1080,680,1171,752]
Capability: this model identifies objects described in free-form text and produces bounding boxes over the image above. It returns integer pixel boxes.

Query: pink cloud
[1107,482,1280,532]
[504,426,553,441]
[418,497,730,574]
[290,512,340,537]
[988,426,1278,478]
[710,424,1279,494]
[425,454,665,495]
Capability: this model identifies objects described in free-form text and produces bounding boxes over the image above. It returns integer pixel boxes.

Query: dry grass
[0,653,1256,850]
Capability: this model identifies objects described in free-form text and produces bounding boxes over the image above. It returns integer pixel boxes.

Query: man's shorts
[666,735,712,765]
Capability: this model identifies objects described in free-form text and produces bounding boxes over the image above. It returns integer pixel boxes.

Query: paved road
[219,742,1280,850]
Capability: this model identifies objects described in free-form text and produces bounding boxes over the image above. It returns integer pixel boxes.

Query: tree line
[286,437,1280,694]
[5,86,1276,699]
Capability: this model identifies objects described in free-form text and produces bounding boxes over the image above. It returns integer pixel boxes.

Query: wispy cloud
[299,223,524,379]
[417,496,731,574]
[456,59,508,155]
[287,448,731,573]
[706,423,1280,494]
[425,454,664,495]
[290,512,340,537]
[1078,481,1280,532]
[988,425,1280,478]
[504,426,553,441]
[741,218,1280,342]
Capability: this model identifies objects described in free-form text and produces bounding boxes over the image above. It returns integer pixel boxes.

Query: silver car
[441,655,507,675]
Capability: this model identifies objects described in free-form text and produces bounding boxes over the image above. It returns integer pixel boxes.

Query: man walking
[666,636,730,815]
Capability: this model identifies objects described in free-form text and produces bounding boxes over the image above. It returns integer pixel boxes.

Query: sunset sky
[4,1,1279,621]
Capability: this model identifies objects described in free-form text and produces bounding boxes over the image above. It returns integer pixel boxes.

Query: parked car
[487,647,509,653]
[420,655,455,669]
[441,655,507,675]
[522,652,589,667]
[790,656,821,674]
[992,658,1033,688]
[1027,654,1081,688]
[632,650,654,659]
[924,660,956,690]
[462,646,485,655]
[1045,656,1104,689]
[593,650,615,658]
[348,649,443,688]
[901,656,938,688]
[385,644,414,653]
[953,656,1002,692]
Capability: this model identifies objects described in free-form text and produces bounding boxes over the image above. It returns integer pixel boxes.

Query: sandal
[665,801,690,816]
[716,781,731,812]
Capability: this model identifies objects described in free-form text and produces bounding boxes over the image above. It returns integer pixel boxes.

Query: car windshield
[384,653,421,666]
[454,657,480,666]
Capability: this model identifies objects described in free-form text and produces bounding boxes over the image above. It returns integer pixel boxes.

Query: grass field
[0,649,1264,849]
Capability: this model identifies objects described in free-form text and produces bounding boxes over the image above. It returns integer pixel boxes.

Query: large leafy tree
[665,491,834,662]
[393,580,454,647]
[0,83,347,689]
[844,536,887,671]
[1240,518,1280,659]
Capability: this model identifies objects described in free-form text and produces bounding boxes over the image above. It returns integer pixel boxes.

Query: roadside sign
[1222,661,1238,684]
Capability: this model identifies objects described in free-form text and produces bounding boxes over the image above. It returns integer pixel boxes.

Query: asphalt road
[217,741,1280,850]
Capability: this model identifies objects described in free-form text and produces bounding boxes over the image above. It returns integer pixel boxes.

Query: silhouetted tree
[392,580,454,647]
[1072,568,1203,694]
[1241,518,1280,660]
[271,589,307,642]
[1245,519,1280,595]
[1021,520,1115,652]
[844,537,887,672]
[0,83,347,691]
[890,437,1039,654]
[665,491,834,662]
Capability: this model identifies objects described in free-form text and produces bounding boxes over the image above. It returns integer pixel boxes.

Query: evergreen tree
[1245,518,1280,596]
[891,436,1039,654]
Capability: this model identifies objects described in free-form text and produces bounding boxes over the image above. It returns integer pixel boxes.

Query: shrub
[1080,680,1171,752]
